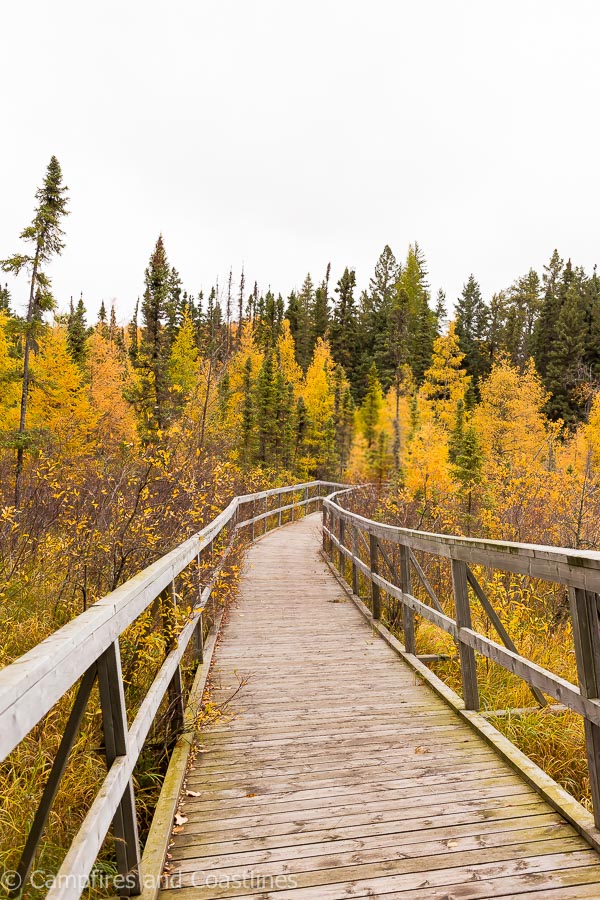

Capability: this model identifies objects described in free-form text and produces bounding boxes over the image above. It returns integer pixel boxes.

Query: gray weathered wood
[452,559,480,711]
[466,564,547,708]
[369,532,381,620]
[399,543,416,655]
[570,588,600,829]
[97,640,142,894]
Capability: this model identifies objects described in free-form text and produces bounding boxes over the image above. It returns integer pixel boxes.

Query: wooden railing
[322,487,600,829]
[0,480,344,900]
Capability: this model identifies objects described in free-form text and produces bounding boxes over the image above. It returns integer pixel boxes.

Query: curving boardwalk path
[159,514,600,899]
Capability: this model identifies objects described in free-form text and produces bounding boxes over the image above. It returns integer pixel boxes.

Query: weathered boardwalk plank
[160,514,600,899]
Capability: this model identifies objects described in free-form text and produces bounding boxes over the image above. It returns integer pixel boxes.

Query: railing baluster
[195,551,204,663]
[97,641,142,894]
[11,664,98,896]
[570,588,600,828]
[352,525,359,595]
[278,492,282,527]
[369,533,381,620]
[452,559,479,711]
[399,544,416,655]
[161,581,185,734]
[338,517,345,576]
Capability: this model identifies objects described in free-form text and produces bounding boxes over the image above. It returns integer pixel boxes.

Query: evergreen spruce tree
[0,283,11,313]
[359,245,399,392]
[451,423,483,534]
[545,275,587,422]
[98,300,107,324]
[329,267,359,394]
[236,267,245,349]
[504,269,541,369]
[455,274,490,388]
[241,356,255,454]
[293,274,314,370]
[128,300,139,365]
[136,235,172,438]
[255,350,277,463]
[67,295,88,367]
[534,250,564,378]
[311,263,330,347]
[1,156,69,506]
[434,289,447,332]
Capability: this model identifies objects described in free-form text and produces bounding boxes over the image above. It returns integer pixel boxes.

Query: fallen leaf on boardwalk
[246,792,257,797]
[174,814,188,826]
[172,826,185,834]
[414,746,431,754]
[186,790,202,797]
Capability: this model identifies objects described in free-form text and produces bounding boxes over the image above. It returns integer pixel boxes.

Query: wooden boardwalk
[160,514,600,899]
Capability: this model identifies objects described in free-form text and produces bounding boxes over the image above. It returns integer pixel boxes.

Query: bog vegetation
[3,158,600,886]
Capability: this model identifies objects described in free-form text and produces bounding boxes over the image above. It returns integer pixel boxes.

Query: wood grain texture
[161,514,600,899]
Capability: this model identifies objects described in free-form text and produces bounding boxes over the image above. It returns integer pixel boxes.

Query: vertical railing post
[305,485,309,516]
[399,544,416,655]
[97,641,142,894]
[322,504,328,553]
[195,551,204,663]
[369,533,381,620]
[452,559,479,711]
[264,495,268,534]
[352,525,359,596]
[570,588,600,828]
[161,580,185,732]
[251,499,255,540]
[278,492,282,527]
[338,517,345,578]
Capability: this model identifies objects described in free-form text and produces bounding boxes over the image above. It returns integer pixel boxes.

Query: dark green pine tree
[332,364,355,476]
[67,295,88,366]
[255,350,277,464]
[455,275,490,388]
[165,266,183,346]
[451,423,483,535]
[241,357,255,454]
[1,155,69,507]
[294,395,308,463]
[0,283,11,313]
[434,289,447,333]
[98,299,107,324]
[329,267,360,395]
[545,273,587,423]
[311,263,331,347]
[290,274,314,370]
[584,266,600,382]
[137,235,172,438]
[534,250,564,379]
[128,299,139,364]
[504,269,541,369]
[359,245,400,393]
[273,370,295,467]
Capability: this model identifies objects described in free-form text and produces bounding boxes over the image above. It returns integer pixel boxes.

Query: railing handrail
[324,489,600,591]
[322,486,600,832]
[1,479,345,900]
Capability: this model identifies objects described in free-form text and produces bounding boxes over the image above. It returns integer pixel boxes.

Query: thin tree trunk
[15,248,40,508]
[199,356,213,449]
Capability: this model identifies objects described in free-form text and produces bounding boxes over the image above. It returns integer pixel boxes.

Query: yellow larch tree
[420,322,470,429]
[0,311,20,428]
[86,327,137,449]
[28,324,98,459]
[276,320,303,397]
[300,338,336,475]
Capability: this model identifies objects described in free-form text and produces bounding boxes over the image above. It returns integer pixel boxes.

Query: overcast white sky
[2,1,600,322]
